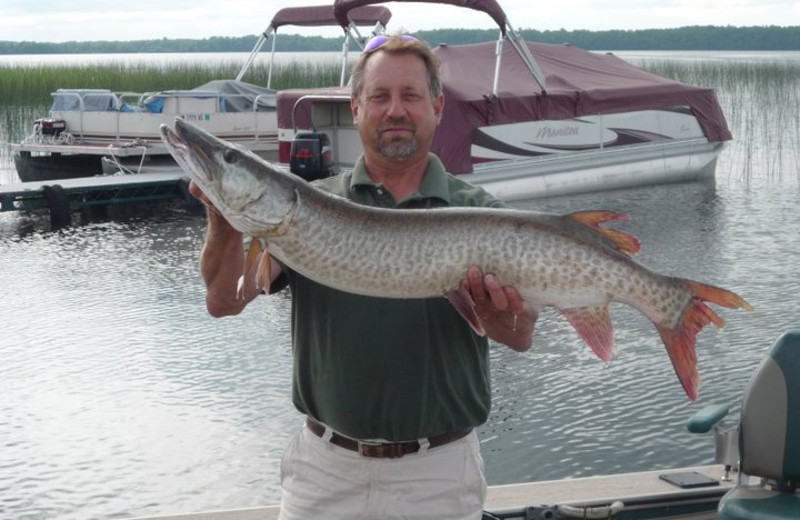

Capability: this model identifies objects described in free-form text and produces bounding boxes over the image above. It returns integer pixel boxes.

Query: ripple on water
[0,174,798,518]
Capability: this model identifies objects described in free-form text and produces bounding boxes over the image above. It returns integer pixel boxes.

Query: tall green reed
[635,58,800,180]
[0,59,343,106]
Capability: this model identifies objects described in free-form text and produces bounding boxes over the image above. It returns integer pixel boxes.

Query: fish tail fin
[568,210,642,256]
[656,280,753,401]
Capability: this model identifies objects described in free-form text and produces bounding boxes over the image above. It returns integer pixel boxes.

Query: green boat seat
[718,330,800,520]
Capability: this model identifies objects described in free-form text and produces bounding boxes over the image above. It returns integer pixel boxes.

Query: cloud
[0,0,795,42]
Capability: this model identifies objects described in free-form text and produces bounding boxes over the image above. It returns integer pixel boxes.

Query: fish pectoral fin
[255,248,272,292]
[444,288,487,337]
[239,237,271,297]
[560,305,615,362]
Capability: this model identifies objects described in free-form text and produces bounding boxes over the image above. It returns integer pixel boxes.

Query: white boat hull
[277,95,727,201]
[462,139,725,201]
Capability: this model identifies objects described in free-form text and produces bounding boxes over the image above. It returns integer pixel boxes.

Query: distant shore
[1,25,799,55]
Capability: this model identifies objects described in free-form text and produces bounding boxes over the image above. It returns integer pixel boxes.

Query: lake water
[1,52,799,520]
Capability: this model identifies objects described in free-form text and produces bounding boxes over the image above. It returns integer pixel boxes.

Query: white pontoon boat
[10,4,392,183]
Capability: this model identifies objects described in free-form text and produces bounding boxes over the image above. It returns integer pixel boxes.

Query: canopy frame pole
[340,33,351,86]
[236,28,275,82]
[267,33,279,88]
[492,36,503,95]
[502,21,547,91]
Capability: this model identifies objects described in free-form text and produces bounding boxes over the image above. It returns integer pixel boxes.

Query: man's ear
[351,97,360,124]
[433,94,444,125]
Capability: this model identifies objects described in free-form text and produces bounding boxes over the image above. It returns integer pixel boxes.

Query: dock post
[42,184,71,230]
[0,194,13,212]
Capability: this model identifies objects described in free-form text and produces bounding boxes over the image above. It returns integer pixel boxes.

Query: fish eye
[223,149,239,164]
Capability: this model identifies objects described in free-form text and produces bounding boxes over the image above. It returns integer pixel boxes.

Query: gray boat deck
[127,464,736,520]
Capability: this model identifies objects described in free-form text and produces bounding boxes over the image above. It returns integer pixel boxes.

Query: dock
[0,172,193,228]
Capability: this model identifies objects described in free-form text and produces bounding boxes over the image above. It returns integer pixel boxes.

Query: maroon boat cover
[270,4,391,30]
[334,0,507,32]
[277,41,732,174]
[433,41,732,173]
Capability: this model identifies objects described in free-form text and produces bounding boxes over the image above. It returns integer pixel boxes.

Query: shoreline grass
[0,60,343,106]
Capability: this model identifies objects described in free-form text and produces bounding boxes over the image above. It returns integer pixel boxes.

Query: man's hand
[460,266,536,351]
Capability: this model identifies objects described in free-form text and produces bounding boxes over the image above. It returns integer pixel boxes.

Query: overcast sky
[1,0,797,43]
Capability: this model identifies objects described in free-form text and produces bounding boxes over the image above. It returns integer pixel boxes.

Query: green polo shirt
[285,154,505,441]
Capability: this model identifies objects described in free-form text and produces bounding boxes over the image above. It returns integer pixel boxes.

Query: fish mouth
[159,123,190,155]
[160,118,223,182]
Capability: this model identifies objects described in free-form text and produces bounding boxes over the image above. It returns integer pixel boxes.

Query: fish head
[160,118,298,236]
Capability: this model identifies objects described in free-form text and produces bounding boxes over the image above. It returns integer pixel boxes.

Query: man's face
[351,51,444,163]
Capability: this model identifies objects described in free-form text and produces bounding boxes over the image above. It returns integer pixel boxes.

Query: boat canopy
[270,4,391,30]
[334,0,505,33]
[433,41,732,173]
[236,3,392,85]
[278,41,732,174]
[192,80,276,112]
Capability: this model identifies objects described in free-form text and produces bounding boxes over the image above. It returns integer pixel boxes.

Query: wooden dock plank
[0,171,187,196]
[0,172,192,228]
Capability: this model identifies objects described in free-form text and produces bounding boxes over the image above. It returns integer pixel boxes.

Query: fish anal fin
[568,210,641,256]
[560,305,615,362]
[444,288,486,337]
[657,279,753,402]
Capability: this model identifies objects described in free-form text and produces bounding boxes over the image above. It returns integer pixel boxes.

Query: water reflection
[0,216,296,519]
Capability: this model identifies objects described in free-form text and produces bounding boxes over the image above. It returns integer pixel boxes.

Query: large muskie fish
[161,119,752,401]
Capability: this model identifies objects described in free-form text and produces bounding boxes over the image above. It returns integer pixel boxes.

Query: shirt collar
[350,153,451,205]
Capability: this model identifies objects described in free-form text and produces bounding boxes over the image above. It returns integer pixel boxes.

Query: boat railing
[290,94,352,132]
[48,90,119,141]
[48,90,276,144]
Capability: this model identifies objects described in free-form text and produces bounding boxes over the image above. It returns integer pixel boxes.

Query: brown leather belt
[305,418,472,459]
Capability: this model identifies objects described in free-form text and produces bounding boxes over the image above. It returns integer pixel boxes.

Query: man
[189,34,536,520]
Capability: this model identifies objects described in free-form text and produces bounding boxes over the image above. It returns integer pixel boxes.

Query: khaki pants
[278,423,487,520]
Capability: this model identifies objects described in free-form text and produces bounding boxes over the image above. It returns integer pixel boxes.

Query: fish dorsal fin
[560,305,615,362]
[444,288,487,337]
[567,210,641,257]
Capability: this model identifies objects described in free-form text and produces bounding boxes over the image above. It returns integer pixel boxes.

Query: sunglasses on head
[363,33,420,54]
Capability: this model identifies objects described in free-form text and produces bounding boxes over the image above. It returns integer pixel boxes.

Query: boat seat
[717,330,800,519]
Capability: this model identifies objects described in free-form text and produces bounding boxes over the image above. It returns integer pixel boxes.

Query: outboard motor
[289,131,333,182]
[34,118,67,136]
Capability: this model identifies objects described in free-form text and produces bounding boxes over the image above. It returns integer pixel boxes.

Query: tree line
[1,25,798,55]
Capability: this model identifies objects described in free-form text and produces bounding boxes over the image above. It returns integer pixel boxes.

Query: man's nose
[385,93,407,117]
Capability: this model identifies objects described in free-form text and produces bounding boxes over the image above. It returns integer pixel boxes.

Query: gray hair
[350,34,442,103]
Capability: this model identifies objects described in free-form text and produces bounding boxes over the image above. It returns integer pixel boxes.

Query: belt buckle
[358,440,404,459]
